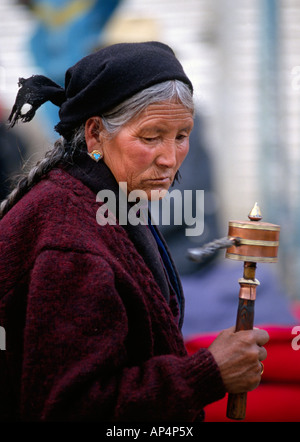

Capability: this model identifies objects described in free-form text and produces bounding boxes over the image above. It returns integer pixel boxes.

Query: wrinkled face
[86,101,194,199]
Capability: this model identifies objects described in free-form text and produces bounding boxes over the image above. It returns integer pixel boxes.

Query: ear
[85,117,103,154]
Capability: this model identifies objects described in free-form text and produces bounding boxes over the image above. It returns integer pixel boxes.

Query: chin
[148,188,169,201]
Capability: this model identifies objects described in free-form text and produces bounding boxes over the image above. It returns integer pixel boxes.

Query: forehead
[131,101,194,129]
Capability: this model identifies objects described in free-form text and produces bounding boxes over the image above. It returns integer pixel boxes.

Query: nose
[155,140,177,169]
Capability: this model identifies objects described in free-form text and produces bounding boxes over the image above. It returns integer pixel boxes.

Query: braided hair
[0,127,85,219]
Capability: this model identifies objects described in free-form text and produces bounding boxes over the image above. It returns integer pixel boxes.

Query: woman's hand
[208,326,269,394]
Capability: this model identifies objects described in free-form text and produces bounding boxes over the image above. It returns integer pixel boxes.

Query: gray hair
[102,79,194,134]
[0,80,194,219]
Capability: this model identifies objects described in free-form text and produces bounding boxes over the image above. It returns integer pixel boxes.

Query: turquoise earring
[88,150,103,162]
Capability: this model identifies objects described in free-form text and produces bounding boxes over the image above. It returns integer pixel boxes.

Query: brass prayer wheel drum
[226,220,280,263]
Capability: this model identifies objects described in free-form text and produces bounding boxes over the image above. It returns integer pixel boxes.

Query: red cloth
[185,325,300,422]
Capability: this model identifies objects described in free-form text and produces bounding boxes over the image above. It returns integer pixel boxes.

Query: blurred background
[0,0,300,319]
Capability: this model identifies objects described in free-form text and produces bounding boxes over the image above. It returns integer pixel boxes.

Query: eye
[142,137,158,143]
[176,134,188,142]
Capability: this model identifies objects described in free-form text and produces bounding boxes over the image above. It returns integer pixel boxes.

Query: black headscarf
[8,41,193,140]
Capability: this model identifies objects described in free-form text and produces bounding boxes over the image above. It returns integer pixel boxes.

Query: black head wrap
[8,41,193,140]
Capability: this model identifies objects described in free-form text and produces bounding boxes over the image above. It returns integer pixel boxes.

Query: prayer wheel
[187,202,280,420]
[225,203,280,420]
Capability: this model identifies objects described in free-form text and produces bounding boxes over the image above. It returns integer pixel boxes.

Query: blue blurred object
[29,0,121,80]
[26,0,122,136]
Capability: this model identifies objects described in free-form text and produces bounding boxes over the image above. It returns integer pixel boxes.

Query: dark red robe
[0,157,225,421]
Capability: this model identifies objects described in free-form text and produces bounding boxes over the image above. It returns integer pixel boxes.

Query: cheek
[125,144,155,171]
[117,147,155,188]
[177,144,189,166]
[132,150,154,167]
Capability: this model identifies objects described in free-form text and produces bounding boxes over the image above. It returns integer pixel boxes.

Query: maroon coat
[0,157,225,421]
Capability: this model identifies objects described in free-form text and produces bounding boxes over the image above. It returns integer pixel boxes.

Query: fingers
[225,326,269,342]
[258,346,267,362]
[209,326,269,394]
[238,328,269,361]
[253,327,270,346]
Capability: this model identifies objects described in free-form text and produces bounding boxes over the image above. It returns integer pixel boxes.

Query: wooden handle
[226,298,255,420]
[227,391,248,420]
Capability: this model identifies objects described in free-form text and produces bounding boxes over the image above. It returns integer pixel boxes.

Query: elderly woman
[0,42,268,422]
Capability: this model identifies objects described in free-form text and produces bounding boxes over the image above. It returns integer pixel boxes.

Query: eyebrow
[139,125,193,134]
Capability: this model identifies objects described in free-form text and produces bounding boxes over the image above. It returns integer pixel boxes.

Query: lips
[147,176,171,182]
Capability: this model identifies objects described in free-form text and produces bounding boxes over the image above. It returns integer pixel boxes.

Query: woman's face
[86,101,194,199]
